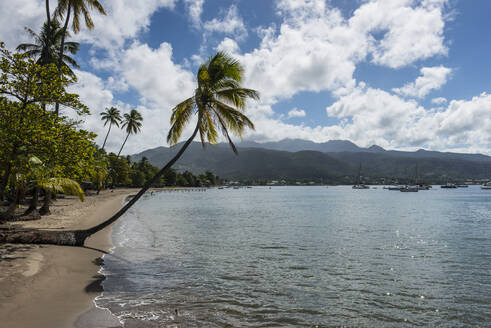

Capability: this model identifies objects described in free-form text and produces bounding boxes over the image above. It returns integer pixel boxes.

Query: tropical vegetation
[0,0,258,247]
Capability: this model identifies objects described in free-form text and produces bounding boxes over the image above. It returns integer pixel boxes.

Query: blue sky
[1,0,491,155]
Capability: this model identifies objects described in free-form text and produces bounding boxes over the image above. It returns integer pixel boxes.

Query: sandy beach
[0,189,137,328]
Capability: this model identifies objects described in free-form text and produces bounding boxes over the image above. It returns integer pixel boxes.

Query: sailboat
[352,163,369,189]
[400,163,420,192]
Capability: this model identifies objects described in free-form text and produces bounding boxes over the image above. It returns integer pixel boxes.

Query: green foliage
[0,44,99,200]
[0,42,88,114]
[106,156,221,188]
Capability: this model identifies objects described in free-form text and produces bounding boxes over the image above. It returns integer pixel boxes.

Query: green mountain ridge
[131,140,491,184]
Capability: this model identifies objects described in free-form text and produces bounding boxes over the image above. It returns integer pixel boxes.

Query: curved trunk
[0,122,201,246]
[55,3,71,116]
[101,124,112,150]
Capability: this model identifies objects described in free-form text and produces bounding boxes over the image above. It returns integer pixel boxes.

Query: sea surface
[96,186,491,327]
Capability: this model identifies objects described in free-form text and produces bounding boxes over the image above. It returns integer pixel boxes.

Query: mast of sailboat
[357,162,362,185]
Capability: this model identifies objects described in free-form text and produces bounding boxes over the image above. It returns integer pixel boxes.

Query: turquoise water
[97,186,491,327]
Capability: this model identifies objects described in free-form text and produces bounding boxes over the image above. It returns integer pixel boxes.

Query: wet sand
[0,189,137,328]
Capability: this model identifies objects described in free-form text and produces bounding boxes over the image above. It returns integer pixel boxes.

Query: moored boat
[481,182,491,190]
[352,184,370,189]
[400,185,419,192]
[441,183,457,189]
[384,186,404,191]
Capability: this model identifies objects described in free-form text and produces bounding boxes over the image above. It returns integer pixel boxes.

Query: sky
[1,0,491,155]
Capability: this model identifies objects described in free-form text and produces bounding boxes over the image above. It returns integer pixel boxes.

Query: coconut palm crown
[117,109,143,157]
[16,20,79,77]
[100,106,122,150]
[54,0,106,34]
[167,51,259,153]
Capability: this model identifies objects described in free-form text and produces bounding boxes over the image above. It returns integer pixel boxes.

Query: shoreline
[0,189,137,328]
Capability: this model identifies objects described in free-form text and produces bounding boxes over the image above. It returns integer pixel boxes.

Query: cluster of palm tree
[17,0,106,115]
[100,107,143,156]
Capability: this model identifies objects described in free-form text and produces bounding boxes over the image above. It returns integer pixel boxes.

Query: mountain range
[131,139,491,184]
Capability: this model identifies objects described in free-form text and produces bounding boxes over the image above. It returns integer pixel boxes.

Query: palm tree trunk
[55,3,71,116]
[39,191,52,216]
[0,122,201,246]
[0,163,12,201]
[46,0,51,26]
[117,133,130,158]
[23,187,40,216]
[0,188,19,223]
[101,124,112,150]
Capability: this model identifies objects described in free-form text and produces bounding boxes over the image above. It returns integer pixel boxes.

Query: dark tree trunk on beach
[0,163,12,201]
[0,188,20,223]
[23,187,40,216]
[39,191,52,216]
[0,123,201,246]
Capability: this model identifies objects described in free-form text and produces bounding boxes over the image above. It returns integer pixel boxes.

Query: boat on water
[353,184,370,189]
[481,182,491,190]
[352,163,369,189]
[441,183,457,189]
[400,185,419,192]
[456,185,469,188]
[417,184,431,190]
[384,186,403,191]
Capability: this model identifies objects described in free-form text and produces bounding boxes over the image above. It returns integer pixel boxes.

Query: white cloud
[229,0,449,105]
[0,0,178,51]
[351,0,448,68]
[120,42,195,108]
[184,0,205,27]
[203,5,248,41]
[0,0,45,49]
[393,66,452,98]
[75,0,176,52]
[216,37,240,53]
[431,97,447,105]
[287,108,306,118]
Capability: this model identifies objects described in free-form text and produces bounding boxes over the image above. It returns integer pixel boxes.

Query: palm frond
[216,87,260,110]
[39,177,85,201]
[167,98,195,145]
[212,100,255,138]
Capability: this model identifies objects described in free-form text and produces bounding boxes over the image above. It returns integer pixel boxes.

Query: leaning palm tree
[117,109,143,157]
[54,0,106,114]
[0,52,258,246]
[100,107,122,151]
[16,20,80,77]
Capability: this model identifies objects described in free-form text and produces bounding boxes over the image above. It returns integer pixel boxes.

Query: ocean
[96,186,491,327]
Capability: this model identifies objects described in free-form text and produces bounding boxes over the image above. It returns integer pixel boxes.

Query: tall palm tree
[117,109,143,157]
[54,0,106,114]
[0,52,259,246]
[16,20,80,77]
[82,51,258,241]
[100,107,122,151]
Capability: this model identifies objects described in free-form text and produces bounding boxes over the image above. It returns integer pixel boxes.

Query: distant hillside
[237,138,379,153]
[131,139,491,183]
